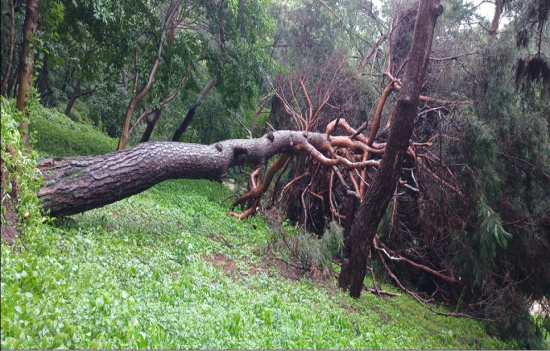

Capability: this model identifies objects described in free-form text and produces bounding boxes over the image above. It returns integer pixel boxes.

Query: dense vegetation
[1,101,516,349]
[1,0,549,349]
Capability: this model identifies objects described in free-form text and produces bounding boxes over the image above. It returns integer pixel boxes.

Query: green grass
[1,179,515,349]
[1,99,517,349]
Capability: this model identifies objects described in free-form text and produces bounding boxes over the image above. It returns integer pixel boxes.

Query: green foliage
[0,97,43,230]
[0,176,515,349]
[475,199,512,268]
[22,99,118,157]
[57,100,94,125]
[271,221,344,270]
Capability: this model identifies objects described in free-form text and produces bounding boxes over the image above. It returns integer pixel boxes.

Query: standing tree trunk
[16,0,42,147]
[489,1,503,38]
[1,0,15,96]
[117,0,181,150]
[139,108,163,143]
[64,78,80,115]
[172,77,216,141]
[117,49,162,150]
[338,0,443,298]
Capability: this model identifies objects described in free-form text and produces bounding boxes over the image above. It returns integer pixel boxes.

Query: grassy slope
[1,108,516,349]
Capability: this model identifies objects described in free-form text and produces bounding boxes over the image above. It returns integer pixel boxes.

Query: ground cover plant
[1,179,515,349]
[1,102,519,349]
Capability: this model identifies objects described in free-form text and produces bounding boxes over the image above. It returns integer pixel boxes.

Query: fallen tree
[38,128,384,217]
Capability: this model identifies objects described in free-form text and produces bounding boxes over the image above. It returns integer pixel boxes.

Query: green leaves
[1,97,43,232]
[475,198,512,267]
[1,175,513,349]
[29,101,117,156]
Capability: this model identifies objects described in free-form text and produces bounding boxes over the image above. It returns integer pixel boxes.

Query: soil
[203,246,307,282]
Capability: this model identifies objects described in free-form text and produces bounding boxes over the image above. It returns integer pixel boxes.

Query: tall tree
[337,0,443,297]
[117,0,182,150]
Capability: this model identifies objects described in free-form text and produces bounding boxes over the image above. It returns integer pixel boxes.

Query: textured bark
[16,0,42,147]
[38,131,335,217]
[338,0,443,298]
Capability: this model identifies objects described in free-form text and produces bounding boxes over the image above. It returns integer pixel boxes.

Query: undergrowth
[1,179,514,349]
[14,98,118,157]
[1,100,518,349]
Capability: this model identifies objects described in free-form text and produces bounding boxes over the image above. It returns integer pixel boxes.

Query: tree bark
[338,0,443,298]
[65,78,80,115]
[129,64,193,140]
[36,56,49,103]
[38,131,342,217]
[489,1,503,38]
[16,0,42,147]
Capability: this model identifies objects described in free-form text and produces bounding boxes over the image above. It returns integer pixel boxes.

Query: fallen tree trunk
[38,130,379,217]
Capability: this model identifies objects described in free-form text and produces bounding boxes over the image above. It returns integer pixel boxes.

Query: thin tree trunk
[36,56,48,104]
[1,0,15,96]
[172,77,216,141]
[16,0,42,147]
[489,1,503,38]
[338,0,443,298]
[65,78,80,115]
[117,54,161,150]
[117,0,181,150]
[61,66,74,94]
[8,69,19,98]
[127,64,193,140]
[140,108,163,143]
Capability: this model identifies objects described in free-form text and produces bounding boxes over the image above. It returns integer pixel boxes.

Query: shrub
[0,96,44,243]
[28,101,117,157]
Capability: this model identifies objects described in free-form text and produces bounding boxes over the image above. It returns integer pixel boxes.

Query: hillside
[0,100,518,349]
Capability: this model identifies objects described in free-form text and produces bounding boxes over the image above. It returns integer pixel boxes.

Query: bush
[0,96,44,243]
[26,101,117,157]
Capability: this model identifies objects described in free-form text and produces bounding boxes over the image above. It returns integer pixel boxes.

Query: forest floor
[1,177,518,349]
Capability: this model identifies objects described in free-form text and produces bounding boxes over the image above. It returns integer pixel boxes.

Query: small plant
[174,232,195,265]
[1,97,44,243]
[269,221,344,272]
